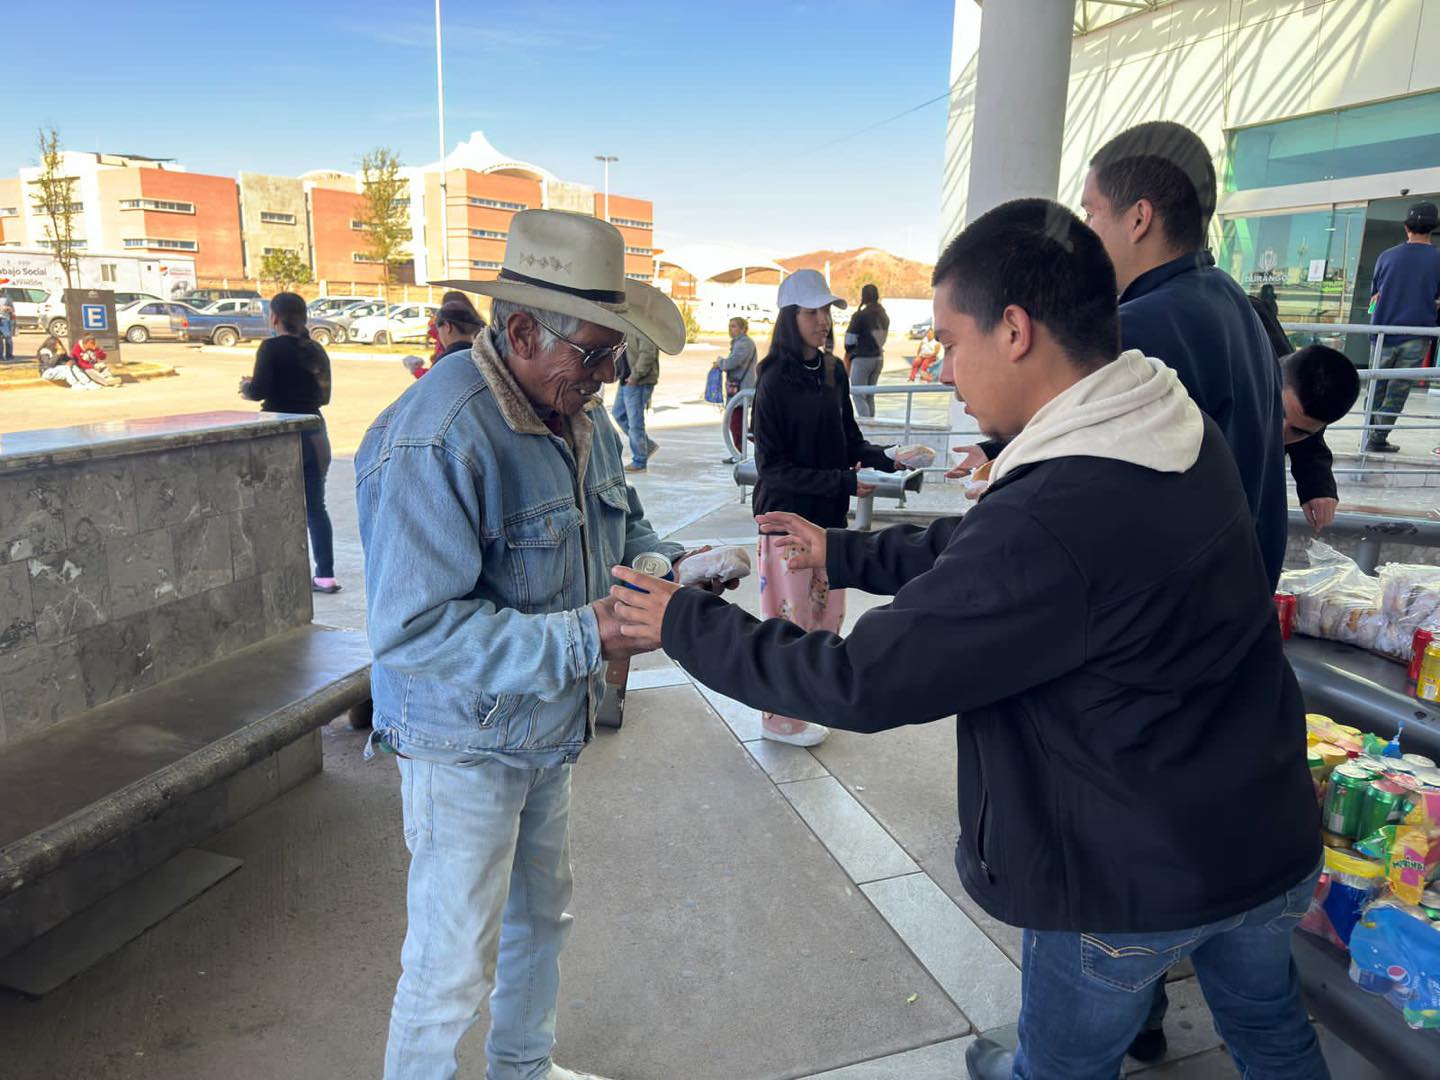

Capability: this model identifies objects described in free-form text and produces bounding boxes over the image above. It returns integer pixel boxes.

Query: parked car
[205,297,263,315]
[118,300,204,343]
[908,317,933,339]
[0,286,48,328]
[346,303,440,345]
[176,288,262,307]
[309,295,370,318]
[113,291,165,308]
[324,299,388,341]
[171,299,343,347]
[36,289,169,336]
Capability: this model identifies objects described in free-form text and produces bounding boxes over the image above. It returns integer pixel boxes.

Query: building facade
[946,0,1440,359]
[0,131,658,291]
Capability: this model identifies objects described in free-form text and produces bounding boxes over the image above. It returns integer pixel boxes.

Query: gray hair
[489,299,584,360]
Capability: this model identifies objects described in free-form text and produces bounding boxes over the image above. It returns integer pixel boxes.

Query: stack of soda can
[1308,712,1440,847]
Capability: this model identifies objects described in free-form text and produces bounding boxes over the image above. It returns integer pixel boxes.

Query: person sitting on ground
[609,198,1326,1080]
[70,335,119,386]
[38,335,100,390]
[908,326,941,382]
[715,316,758,463]
[1280,344,1361,532]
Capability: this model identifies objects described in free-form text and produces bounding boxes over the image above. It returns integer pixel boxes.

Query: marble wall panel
[0,471,66,566]
[262,562,314,636]
[75,611,160,707]
[200,440,256,514]
[106,529,178,620]
[0,639,86,743]
[0,560,35,654]
[173,515,234,598]
[28,545,110,643]
[54,460,138,545]
[131,448,204,529]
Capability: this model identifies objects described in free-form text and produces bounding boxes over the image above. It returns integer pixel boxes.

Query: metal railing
[720,382,964,465]
[1280,322,1440,472]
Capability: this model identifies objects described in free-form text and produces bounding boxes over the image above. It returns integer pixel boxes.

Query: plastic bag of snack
[1299,847,1387,950]
[676,545,752,587]
[1389,825,1440,905]
[1279,541,1381,643]
[1349,898,1440,1030]
[885,444,937,470]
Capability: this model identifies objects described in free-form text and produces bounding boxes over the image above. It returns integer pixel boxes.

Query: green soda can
[1325,763,1373,838]
[1356,779,1407,840]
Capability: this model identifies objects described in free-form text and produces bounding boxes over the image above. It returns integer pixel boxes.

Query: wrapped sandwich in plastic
[677,546,752,587]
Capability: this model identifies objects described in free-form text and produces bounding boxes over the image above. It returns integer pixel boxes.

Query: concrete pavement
[0,345,1408,1078]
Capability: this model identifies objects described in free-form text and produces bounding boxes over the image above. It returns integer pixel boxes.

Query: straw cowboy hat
[434,209,685,354]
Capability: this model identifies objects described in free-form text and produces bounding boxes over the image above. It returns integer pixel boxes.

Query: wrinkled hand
[945,444,988,480]
[1303,497,1339,532]
[672,545,741,594]
[756,511,827,572]
[608,567,684,652]
[591,597,653,660]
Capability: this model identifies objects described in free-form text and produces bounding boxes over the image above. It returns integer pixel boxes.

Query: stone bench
[0,412,372,994]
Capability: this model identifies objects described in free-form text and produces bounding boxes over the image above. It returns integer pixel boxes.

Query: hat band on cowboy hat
[496,265,625,305]
[431,209,686,354]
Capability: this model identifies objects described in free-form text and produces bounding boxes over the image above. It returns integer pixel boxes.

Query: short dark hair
[436,302,485,331]
[932,198,1120,368]
[860,283,880,306]
[1282,344,1360,425]
[1089,121,1216,252]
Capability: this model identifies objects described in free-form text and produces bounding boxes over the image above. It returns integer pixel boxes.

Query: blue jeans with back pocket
[1014,863,1328,1080]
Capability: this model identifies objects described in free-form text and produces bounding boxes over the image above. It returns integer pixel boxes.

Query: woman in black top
[843,282,890,418]
[751,270,895,746]
[239,291,339,593]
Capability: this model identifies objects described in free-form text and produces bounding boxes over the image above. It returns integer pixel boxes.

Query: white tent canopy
[658,242,786,283]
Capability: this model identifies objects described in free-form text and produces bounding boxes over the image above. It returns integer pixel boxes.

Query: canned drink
[1312,742,1348,779]
[1348,757,1385,777]
[1274,593,1296,640]
[1356,779,1407,839]
[1402,753,1437,769]
[619,551,674,593]
[1417,642,1440,701]
[1307,748,1325,782]
[1382,759,1418,777]
[1410,629,1436,684]
[1324,762,1373,838]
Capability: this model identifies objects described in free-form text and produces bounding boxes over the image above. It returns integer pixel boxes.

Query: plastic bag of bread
[676,545,752,587]
[1280,541,1380,641]
[885,444,937,470]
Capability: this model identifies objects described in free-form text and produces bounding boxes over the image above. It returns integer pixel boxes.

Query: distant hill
[779,247,934,301]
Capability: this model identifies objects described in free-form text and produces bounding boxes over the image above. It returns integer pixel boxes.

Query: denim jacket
[355,330,682,767]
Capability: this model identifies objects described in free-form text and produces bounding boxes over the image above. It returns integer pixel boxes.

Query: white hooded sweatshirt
[989,350,1204,485]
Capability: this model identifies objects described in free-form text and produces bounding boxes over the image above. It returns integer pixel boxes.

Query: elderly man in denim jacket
[356,211,691,1080]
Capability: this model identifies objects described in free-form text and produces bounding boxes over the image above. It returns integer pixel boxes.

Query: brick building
[0,132,658,290]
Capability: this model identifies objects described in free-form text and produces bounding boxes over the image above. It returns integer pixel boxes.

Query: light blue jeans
[385,757,574,1080]
[611,383,654,467]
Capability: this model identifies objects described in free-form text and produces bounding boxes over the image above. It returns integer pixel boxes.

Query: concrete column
[964,0,1074,222]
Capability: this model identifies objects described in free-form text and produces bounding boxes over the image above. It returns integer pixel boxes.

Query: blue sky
[4,0,955,262]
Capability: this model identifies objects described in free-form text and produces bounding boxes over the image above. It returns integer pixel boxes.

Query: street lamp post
[435,0,449,281]
[594,154,618,221]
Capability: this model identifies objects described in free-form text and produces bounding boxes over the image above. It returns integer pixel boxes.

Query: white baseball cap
[777,269,847,311]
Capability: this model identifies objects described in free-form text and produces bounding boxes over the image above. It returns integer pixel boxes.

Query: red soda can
[1274,593,1296,640]
[1410,628,1435,684]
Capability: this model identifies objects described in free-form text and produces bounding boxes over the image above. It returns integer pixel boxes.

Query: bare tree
[33,128,81,293]
[359,147,410,345]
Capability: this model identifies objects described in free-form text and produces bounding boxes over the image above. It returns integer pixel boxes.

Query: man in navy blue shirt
[1079,121,1290,1066]
[1364,201,1440,453]
[1080,121,1287,593]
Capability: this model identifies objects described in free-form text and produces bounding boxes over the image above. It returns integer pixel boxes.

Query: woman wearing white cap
[749,269,898,745]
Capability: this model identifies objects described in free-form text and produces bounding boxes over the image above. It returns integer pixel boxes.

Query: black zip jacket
[664,418,1320,933]
[751,352,894,529]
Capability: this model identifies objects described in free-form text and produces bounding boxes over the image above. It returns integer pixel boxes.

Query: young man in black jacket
[609,200,1326,1080]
